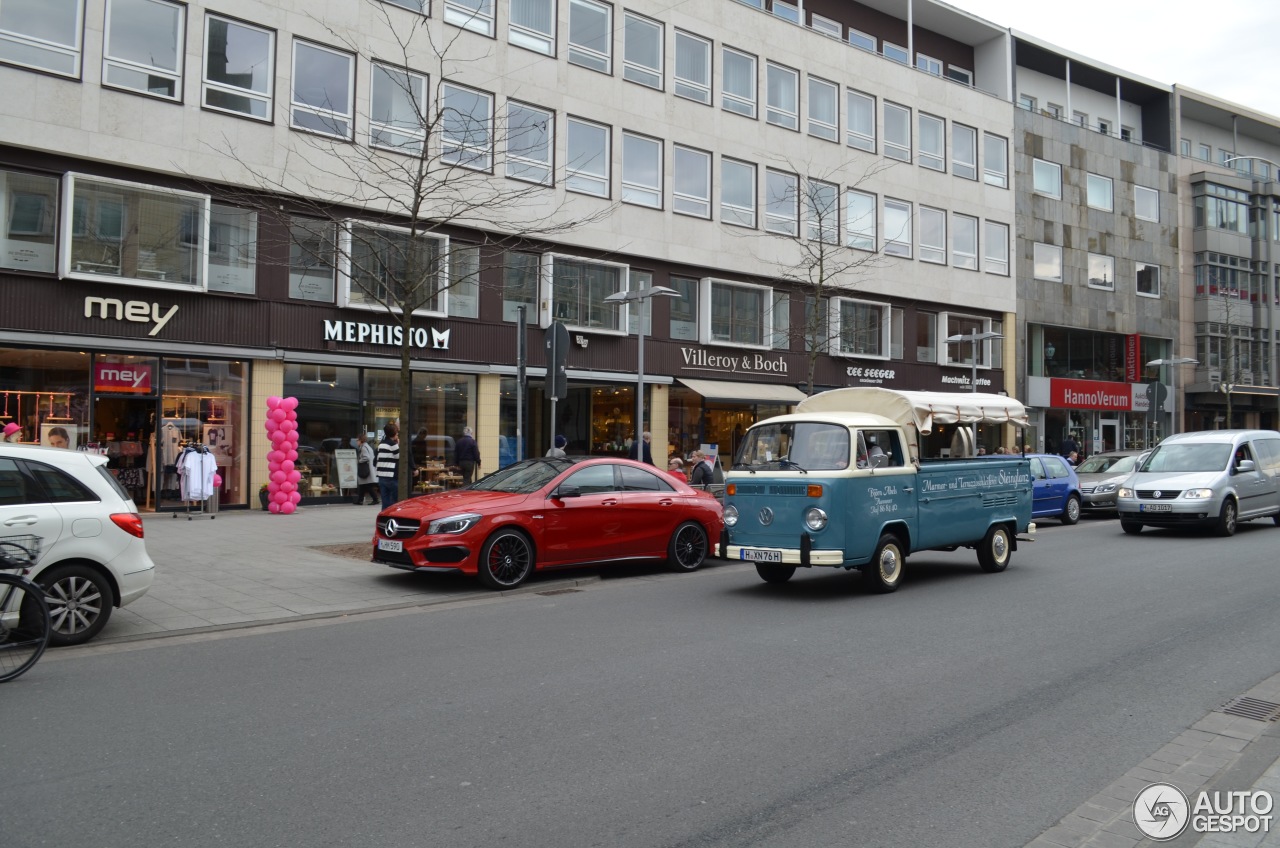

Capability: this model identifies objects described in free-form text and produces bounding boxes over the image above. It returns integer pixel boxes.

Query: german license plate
[377,539,404,552]
[1140,503,1173,512]
[741,548,782,563]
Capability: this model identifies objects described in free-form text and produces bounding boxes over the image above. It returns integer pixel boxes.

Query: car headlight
[1183,488,1214,499]
[1095,483,1117,494]
[1118,487,1134,498]
[724,504,739,527]
[427,513,481,534]
[804,507,828,531]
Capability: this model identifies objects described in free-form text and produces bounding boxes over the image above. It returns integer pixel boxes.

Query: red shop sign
[1050,377,1133,411]
[94,362,152,394]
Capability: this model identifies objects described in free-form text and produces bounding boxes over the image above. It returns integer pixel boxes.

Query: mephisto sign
[323,320,450,350]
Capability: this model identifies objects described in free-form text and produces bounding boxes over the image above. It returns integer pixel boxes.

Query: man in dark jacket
[455,426,481,484]
[628,431,654,465]
[689,450,715,488]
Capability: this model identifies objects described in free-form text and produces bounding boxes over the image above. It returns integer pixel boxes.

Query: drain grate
[536,588,583,597]
[1217,696,1280,722]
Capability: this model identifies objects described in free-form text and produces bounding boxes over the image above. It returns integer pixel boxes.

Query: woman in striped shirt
[376,421,400,510]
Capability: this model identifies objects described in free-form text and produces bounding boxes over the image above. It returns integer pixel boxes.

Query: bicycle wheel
[0,573,51,683]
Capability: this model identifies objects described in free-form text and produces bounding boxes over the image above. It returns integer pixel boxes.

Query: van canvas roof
[797,388,1029,434]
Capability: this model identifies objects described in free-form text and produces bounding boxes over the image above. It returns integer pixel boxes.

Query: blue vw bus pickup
[720,388,1035,592]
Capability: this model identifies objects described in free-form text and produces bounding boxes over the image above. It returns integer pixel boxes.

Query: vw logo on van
[758,507,774,526]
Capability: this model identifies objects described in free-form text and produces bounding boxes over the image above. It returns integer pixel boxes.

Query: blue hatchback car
[1027,453,1083,524]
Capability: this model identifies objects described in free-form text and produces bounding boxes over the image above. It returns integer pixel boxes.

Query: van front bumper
[723,544,846,567]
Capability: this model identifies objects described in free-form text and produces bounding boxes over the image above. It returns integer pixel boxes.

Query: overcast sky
[947,0,1280,118]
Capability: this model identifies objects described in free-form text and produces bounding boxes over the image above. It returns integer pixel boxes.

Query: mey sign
[83,297,179,337]
[94,362,152,394]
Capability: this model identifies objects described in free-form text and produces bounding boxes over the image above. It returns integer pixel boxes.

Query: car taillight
[111,513,145,538]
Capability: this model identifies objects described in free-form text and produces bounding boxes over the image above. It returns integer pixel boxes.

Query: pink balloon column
[264,396,302,515]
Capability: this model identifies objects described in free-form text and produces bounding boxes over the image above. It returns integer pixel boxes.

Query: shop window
[884,198,911,258]
[832,297,889,358]
[103,0,184,100]
[765,169,798,236]
[621,132,662,208]
[674,30,710,104]
[669,276,699,340]
[441,83,493,170]
[846,90,875,152]
[568,0,611,74]
[444,0,494,36]
[159,357,249,508]
[546,255,627,332]
[207,204,257,294]
[722,47,756,117]
[1137,262,1161,298]
[506,101,553,185]
[510,0,554,55]
[806,179,838,244]
[502,250,539,322]
[202,14,273,120]
[672,145,710,218]
[765,62,798,130]
[371,63,428,155]
[983,133,1008,188]
[807,77,838,142]
[951,213,977,270]
[0,0,83,77]
[343,223,446,313]
[566,117,609,197]
[984,221,1009,275]
[704,279,768,347]
[884,102,910,161]
[288,219,337,302]
[65,174,207,289]
[291,40,354,139]
[919,113,944,171]
[622,12,662,89]
[721,158,756,228]
[846,190,875,251]
[1,168,59,274]
[448,244,480,318]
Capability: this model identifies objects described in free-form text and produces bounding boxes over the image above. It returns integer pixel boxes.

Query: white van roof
[796,388,1029,435]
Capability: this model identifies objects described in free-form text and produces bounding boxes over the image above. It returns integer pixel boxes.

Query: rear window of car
[96,465,132,501]
[27,461,100,503]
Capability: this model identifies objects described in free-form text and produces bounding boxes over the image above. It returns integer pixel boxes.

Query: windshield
[1076,455,1138,475]
[470,458,573,493]
[1140,443,1232,474]
[735,422,850,471]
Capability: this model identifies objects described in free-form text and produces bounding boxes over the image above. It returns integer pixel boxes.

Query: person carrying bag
[353,432,378,505]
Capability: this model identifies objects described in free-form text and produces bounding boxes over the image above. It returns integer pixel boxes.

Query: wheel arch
[880,520,911,551]
[36,558,121,608]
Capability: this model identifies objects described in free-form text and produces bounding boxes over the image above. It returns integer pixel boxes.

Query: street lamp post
[604,286,680,459]
[1221,156,1279,430]
[945,330,1003,451]
[1146,357,1198,437]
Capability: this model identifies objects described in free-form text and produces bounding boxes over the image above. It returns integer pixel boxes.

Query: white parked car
[0,443,155,645]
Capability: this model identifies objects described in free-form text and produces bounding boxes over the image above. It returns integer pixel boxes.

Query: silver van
[1116,429,1280,536]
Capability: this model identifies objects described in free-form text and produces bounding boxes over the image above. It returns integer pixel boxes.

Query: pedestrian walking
[455,426,480,485]
[376,422,400,510]
[628,431,654,465]
[352,432,378,505]
[689,450,714,489]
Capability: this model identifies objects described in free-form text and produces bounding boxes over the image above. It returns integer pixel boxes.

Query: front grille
[734,484,768,495]
[1137,489,1183,500]
[1080,485,1097,494]
[377,517,421,538]
[769,484,809,496]
[373,547,415,566]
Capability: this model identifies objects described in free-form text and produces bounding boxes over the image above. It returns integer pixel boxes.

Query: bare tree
[204,2,611,498]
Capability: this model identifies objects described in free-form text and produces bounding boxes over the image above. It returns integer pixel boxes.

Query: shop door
[93,396,158,510]
[1099,419,1120,454]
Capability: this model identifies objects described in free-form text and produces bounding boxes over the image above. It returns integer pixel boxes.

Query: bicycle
[0,535,52,683]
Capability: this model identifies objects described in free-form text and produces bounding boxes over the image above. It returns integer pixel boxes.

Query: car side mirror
[1235,459,1256,473]
[552,484,581,499]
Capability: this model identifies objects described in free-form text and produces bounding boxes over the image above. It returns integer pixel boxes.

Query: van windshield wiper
[776,458,808,473]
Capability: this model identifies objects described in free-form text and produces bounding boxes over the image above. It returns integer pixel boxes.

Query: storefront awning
[677,378,807,405]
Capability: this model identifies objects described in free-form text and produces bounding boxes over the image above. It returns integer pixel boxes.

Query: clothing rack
[172,442,217,520]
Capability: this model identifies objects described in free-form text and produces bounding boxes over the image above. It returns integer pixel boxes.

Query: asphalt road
[3,515,1280,848]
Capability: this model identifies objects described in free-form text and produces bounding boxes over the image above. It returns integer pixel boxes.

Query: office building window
[549,256,626,331]
[1097,119,1110,136]
[441,83,493,170]
[673,145,710,218]
[669,275,699,340]
[945,66,972,86]
[1087,173,1113,211]
[951,213,977,270]
[344,224,445,313]
[810,14,841,37]
[882,42,907,64]
[674,30,711,104]
[1073,110,1088,128]
[765,62,798,130]
[207,204,257,294]
[621,132,662,208]
[371,63,428,155]
[566,117,609,196]
[505,101,553,185]
[380,0,426,11]
[708,279,767,347]
[884,198,911,257]
[847,89,875,152]
[444,0,494,36]
[1180,138,1191,156]
[288,219,337,302]
[916,311,937,362]
[1034,243,1063,282]
[1137,262,1161,298]
[1045,103,1062,119]
[834,298,889,358]
[1033,159,1061,198]
[291,40,355,139]
[0,0,83,76]
[916,54,941,76]
[847,29,875,51]
[1135,186,1159,223]
[568,0,611,73]
[765,169,799,235]
[919,113,944,171]
[884,102,910,161]
[722,47,756,117]
[1088,253,1115,290]
[772,291,790,349]
[1,168,59,274]
[846,190,875,251]
[448,245,480,319]
[919,206,945,264]
[952,123,976,179]
[509,0,555,55]
[103,0,184,100]
[721,158,756,228]
[806,179,839,244]
[1198,143,1211,161]
[502,250,539,322]
[622,12,662,89]
[984,134,1008,188]
[203,15,274,120]
[984,221,1009,275]
[807,77,838,141]
[1017,93,1036,111]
